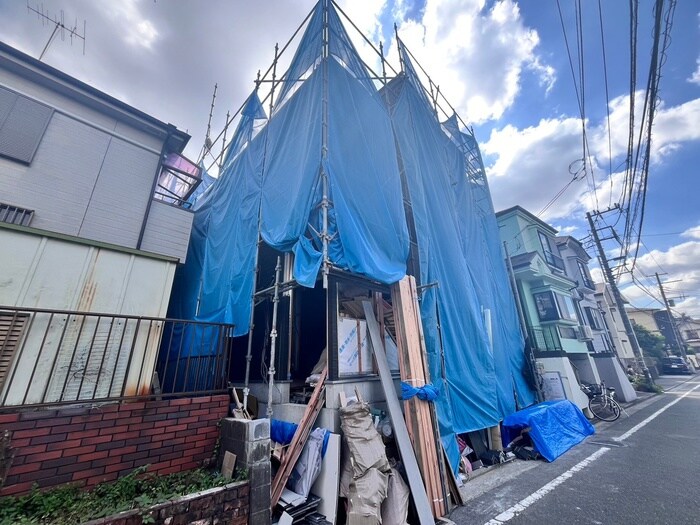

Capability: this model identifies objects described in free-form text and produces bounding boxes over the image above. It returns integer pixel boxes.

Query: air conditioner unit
[577,325,594,341]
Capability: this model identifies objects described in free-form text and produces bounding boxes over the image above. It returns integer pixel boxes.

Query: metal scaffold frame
[194,0,492,417]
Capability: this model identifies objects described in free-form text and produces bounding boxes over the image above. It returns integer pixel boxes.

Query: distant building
[496,206,637,405]
[556,236,613,355]
[497,206,596,409]
[596,284,637,365]
[677,316,700,353]
[0,42,205,406]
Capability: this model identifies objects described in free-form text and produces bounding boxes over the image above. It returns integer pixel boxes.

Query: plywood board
[310,433,341,525]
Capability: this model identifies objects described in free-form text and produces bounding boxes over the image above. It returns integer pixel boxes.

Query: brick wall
[0,394,230,496]
[83,480,249,525]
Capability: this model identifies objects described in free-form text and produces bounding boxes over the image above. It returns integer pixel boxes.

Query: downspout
[137,124,176,249]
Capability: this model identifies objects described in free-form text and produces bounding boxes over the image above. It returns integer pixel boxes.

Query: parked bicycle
[581,381,621,422]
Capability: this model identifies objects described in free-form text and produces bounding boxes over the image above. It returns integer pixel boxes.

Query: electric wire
[596,0,614,207]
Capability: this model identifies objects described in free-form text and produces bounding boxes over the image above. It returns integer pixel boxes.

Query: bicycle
[581,381,621,422]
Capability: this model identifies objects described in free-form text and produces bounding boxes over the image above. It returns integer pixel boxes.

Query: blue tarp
[166,0,536,473]
[502,401,595,462]
[381,42,536,471]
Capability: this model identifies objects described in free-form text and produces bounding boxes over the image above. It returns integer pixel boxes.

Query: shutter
[0,87,53,164]
[0,312,29,391]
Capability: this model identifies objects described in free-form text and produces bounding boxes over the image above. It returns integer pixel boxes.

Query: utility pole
[586,212,653,384]
[655,272,687,360]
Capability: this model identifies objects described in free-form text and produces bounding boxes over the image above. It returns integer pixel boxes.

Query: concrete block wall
[219,418,271,525]
[0,395,229,496]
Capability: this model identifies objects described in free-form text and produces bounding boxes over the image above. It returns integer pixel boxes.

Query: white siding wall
[78,138,158,247]
[140,200,194,262]
[0,66,162,150]
[0,66,193,260]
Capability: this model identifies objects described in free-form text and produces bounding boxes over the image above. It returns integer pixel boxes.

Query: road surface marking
[483,381,700,524]
[613,381,700,442]
[483,447,610,524]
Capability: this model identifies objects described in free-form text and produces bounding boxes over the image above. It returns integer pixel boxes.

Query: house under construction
[165,0,537,474]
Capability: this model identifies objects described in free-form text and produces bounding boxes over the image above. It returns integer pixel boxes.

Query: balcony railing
[580,276,596,289]
[528,326,562,352]
[0,306,233,408]
[543,250,565,271]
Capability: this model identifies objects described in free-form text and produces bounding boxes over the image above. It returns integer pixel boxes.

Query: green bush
[0,466,246,525]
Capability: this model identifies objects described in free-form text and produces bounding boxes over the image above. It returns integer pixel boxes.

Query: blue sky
[1,0,698,315]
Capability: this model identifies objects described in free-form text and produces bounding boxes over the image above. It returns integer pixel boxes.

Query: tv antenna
[27,2,86,61]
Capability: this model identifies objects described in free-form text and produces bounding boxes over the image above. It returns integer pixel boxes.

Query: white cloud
[619,241,700,317]
[392,0,555,123]
[688,58,700,86]
[481,115,593,219]
[337,0,388,78]
[592,92,700,166]
[102,0,160,50]
[681,225,700,240]
[483,94,700,221]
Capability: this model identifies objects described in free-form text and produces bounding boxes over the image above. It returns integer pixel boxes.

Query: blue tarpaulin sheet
[166,0,536,474]
[501,401,595,462]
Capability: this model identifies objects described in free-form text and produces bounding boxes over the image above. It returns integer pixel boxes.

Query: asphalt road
[452,374,700,525]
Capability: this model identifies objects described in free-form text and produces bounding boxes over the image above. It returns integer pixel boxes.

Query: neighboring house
[555,236,636,400]
[628,306,699,357]
[626,307,660,336]
[596,284,637,364]
[677,315,700,353]
[496,206,595,409]
[0,42,207,406]
[556,236,612,354]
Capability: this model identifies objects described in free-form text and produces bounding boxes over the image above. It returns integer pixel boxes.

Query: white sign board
[542,371,567,401]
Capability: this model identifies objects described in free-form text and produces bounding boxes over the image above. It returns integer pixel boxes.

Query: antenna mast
[27,2,86,61]
[199,83,217,163]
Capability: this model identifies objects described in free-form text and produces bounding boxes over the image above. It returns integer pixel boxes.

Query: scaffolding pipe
[242,236,261,412]
[269,43,279,116]
[267,256,283,418]
[321,0,330,289]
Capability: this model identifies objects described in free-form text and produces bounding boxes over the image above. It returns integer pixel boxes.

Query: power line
[596,0,614,207]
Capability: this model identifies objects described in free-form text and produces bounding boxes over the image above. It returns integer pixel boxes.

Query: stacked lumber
[362,302,434,525]
[391,276,447,518]
[271,365,328,508]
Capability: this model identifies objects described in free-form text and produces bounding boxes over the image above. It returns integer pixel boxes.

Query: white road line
[613,381,700,442]
[483,447,610,525]
[483,381,700,524]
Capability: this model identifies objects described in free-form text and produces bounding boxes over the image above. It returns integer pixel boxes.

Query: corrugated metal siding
[0,113,111,236]
[78,138,159,247]
[140,200,194,262]
[0,228,175,313]
[0,228,176,405]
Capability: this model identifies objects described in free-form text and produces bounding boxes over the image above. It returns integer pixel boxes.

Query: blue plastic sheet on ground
[501,400,595,462]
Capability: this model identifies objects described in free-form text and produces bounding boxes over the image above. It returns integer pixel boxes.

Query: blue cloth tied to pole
[401,382,440,401]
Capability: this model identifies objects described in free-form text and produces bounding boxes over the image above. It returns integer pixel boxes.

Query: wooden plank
[392,277,447,517]
[271,365,327,508]
[408,277,449,516]
[362,301,434,525]
[221,451,237,479]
